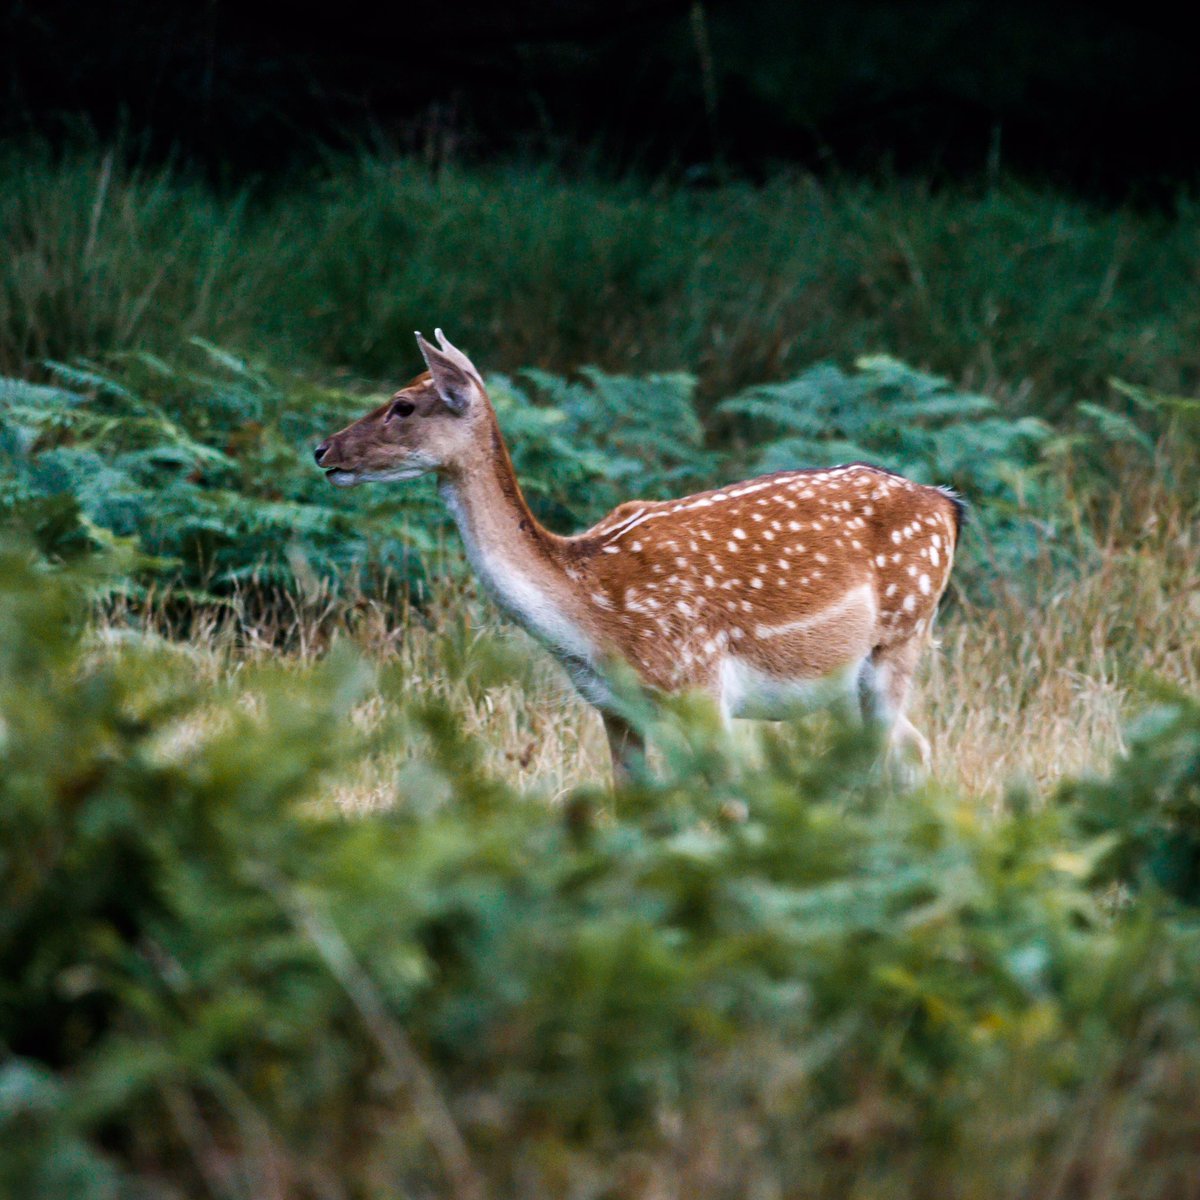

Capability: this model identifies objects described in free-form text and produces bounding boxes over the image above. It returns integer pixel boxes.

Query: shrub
[0,345,437,596]
[1064,686,1200,904]
[1,346,1061,606]
[718,354,1054,585]
[2,546,1200,1198]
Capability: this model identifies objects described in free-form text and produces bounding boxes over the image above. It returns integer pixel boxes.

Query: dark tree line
[3,0,1196,198]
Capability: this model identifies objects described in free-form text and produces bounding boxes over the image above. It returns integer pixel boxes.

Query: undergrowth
[2,546,1200,1199]
[4,149,1200,411]
[3,341,1161,604]
[3,142,1200,1200]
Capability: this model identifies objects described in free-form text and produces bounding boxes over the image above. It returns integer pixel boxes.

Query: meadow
[2,149,1199,1198]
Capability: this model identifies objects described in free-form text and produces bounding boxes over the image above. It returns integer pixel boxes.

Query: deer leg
[602,710,645,788]
[866,637,931,777]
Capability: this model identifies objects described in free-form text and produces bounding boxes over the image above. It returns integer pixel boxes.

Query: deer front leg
[602,710,645,788]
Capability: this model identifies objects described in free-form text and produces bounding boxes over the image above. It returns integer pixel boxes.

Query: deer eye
[387,399,416,421]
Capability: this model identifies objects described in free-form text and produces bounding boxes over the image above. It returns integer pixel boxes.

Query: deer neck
[437,418,590,661]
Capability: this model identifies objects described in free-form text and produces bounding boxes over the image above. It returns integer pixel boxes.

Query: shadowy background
[4,0,1197,200]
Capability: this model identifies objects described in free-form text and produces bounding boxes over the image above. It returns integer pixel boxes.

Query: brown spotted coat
[314,331,962,780]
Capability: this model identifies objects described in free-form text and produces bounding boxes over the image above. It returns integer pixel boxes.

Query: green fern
[719,356,1056,587]
[2,345,1083,604]
[1,348,439,591]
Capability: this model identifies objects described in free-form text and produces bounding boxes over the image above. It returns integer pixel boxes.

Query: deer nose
[313,440,331,466]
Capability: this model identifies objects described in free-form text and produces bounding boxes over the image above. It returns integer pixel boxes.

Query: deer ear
[414,329,483,415]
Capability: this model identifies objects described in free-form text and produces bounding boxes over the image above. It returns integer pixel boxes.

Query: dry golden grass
[58,456,1199,1200]
[924,484,1199,797]
[95,475,1198,813]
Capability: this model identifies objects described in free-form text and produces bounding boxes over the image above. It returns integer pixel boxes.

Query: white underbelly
[719,654,865,721]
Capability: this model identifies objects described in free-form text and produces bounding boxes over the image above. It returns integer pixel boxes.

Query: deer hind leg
[602,710,646,789]
[860,636,932,778]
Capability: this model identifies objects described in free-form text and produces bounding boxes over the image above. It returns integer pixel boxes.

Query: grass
[21,461,1188,1197]
[90,463,1198,811]
[4,140,1200,1198]
[4,147,1200,414]
[9,536,1200,1198]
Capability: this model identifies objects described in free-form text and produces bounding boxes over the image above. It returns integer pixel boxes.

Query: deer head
[313,330,490,487]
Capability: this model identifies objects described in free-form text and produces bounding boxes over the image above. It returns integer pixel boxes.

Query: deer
[313,331,963,784]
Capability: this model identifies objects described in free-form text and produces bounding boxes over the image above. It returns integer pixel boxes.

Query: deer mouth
[323,468,360,488]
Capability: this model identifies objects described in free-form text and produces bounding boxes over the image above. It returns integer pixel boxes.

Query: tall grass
[91,449,1196,810]
[0,149,281,372]
[4,148,1200,411]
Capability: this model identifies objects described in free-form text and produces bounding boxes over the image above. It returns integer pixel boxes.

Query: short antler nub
[414,328,479,414]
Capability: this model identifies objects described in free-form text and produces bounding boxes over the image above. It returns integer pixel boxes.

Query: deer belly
[719,655,865,720]
[717,582,877,720]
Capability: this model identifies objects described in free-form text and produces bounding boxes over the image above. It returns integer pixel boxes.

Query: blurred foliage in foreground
[5,339,1179,605]
[2,547,1200,1198]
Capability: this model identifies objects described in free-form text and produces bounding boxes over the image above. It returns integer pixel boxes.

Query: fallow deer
[314,331,963,783]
